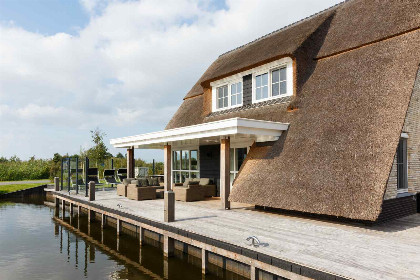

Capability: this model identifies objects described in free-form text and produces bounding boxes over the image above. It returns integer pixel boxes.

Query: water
[0,197,243,280]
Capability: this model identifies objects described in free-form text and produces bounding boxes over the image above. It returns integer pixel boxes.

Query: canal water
[0,196,247,280]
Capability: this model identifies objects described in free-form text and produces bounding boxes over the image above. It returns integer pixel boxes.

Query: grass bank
[0,183,45,195]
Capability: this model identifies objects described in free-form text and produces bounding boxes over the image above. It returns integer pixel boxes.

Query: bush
[0,156,51,181]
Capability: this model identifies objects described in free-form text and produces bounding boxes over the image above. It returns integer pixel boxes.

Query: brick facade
[385,69,420,200]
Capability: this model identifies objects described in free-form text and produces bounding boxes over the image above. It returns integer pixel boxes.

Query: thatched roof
[166,0,420,221]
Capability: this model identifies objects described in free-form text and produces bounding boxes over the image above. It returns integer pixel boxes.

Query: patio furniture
[198,178,217,197]
[126,179,157,200]
[117,168,128,182]
[87,168,102,185]
[173,180,205,202]
[117,178,134,197]
[173,178,217,202]
[103,169,119,187]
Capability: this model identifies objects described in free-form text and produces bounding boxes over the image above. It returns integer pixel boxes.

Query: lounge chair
[117,168,127,182]
[86,168,102,185]
[103,169,119,187]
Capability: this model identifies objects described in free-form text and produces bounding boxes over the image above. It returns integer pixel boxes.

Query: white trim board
[110,118,289,149]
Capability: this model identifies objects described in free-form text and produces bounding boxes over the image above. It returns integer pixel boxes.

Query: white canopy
[110,118,289,149]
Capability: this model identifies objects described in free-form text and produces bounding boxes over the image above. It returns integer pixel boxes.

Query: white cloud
[0,0,341,160]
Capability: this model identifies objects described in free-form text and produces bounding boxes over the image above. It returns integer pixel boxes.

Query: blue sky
[0,0,342,162]
[0,0,89,35]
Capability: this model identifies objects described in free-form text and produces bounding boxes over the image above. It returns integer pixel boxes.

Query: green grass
[0,183,45,195]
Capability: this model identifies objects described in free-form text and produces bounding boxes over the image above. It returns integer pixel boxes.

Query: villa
[43,1,420,279]
[110,0,420,223]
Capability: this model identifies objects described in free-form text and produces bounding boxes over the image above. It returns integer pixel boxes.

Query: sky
[0,0,342,162]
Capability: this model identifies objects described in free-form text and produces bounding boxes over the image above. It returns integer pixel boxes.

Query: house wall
[384,68,420,200]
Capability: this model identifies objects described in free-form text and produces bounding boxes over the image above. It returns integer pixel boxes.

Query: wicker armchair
[127,185,157,200]
[117,178,134,197]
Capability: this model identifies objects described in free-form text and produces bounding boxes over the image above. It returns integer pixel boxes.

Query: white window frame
[172,148,200,183]
[252,58,293,103]
[212,78,243,112]
[210,57,293,112]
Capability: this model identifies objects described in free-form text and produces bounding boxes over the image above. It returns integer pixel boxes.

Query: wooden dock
[51,189,420,280]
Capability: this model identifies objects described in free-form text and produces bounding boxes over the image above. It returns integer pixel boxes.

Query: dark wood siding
[242,74,252,106]
[376,194,417,223]
[199,145,220,195]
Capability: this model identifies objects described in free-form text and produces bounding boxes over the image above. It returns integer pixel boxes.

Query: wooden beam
[202,248,208,274]
[127,147,135,178]
[164,145,172,191]
[220,137,231,210]
[164,144,175,222]
[163,235,174,258]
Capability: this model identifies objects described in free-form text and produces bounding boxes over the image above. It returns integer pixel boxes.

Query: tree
[49,153,62,179]
[86,128,110,166]
[115,152,125,159]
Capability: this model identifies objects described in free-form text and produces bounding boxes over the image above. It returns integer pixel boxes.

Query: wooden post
[202,248,208,274]
[88,181,95,201]
[54,177,60,191]
[163,235,174,258]
[221,137,231,210]
[101,213,106,228]
[139,226,144,246]
[62,199,66,218]
[127,147,135,178]
[69,203,74,215]
[163,257,169,279]
[88,209,95,222]
[164,144,175,222]
[117,219,122,236]
[250,265,258,280]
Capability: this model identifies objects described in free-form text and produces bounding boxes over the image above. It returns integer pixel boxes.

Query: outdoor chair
[117,168,127,182]
[126,179,157,200]
[86,167,102,185]
[117,178,133,197]
[103,169,119,187]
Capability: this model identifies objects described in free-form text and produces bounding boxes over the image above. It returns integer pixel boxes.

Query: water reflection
[0,196,247,280]
[53,204,235,280]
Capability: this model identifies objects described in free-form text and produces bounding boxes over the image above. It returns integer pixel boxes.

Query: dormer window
[211,57,293,112]
[213,79,243,111]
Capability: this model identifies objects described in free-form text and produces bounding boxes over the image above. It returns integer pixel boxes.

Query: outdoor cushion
[199,178,210,185]
[147,177,159,186]
[123,178,134,186]
[138,178,149,186]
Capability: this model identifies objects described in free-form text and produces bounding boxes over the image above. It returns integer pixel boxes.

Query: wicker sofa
[117,178,134,197]
[126,178,163,201]
[173,178,216,202]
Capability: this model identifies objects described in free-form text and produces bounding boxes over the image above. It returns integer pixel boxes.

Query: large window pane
[182,150,189,170]
[237,148,247,170]
[173,151,181,170]
[181,171,189,183]
[190,150,198,170]
[230,148,235,172]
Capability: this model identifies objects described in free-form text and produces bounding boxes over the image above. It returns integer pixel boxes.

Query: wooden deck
[53,189,420,280]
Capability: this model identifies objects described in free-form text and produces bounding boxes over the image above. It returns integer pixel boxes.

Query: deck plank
[55,190,420,280]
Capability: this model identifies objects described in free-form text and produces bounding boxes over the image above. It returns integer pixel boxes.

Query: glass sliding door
[172,149,199,183]
[230,147,248,187]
